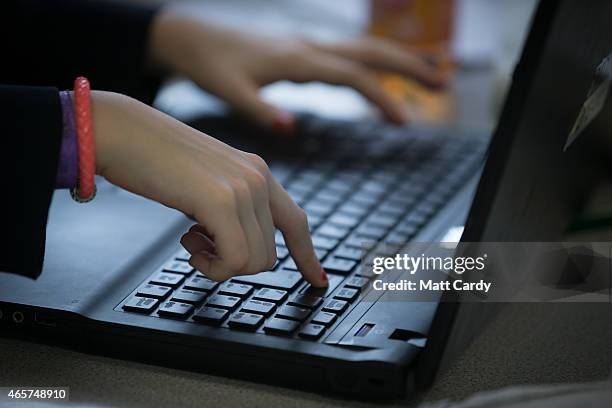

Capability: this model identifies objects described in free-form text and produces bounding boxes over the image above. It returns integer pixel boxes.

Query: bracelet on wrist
[70,76,97,203]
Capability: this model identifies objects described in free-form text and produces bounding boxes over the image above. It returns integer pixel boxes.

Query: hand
[149,9,447,131]
[92,91,327,286]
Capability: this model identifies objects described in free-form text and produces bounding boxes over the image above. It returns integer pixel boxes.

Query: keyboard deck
[116,118,487,342]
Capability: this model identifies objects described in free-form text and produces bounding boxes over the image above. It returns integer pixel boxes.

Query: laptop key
[345,277,369,291]
[308,214,324,231]
[228,312,264,331]
[232,270,302,291]
[287,182,313,196]
[414,205,436,219]
[253,288,287,303]
[384,231,410,246]
[162,259,193,275]
[312,235,339,251]
[328,213,361,229]
[312,190,343,204]
[263,317,300,336]
[371,170,398,184]
[282,249,325,270]
[361,180,387,195]
[136,284,171,300]
[355,187,384,201]
[343,234,377,250]
[192,307,228,325]
[403,212,428,227]
[174,248,191,261]
[338,202,369,217]
[388,190,418,207]
[123,296,159,313]
[317,224,350,240]
[276,305,311,321]
[422,193,446,209]
[355,225,387,240]
[332,245,363,261]
[395,221,419,236]
[171,289,207,305]
[269,163,293,183]
[298,324,325,340]
[377,202,405,217]
[326,179,353,193]
[206,295,241,311]
[304,201,335,217]
[334,288,359,303]
[218,283,253,298]
[281,258,298,270]
[289,294,323,309]
[275,230,286,246]
[311,311,337,326]
[150,272,185,288]
[350,193,378,208]
[276,245,289,260]
[158,301,195,318]
[315,248,329,261]
[322,299,348,314]
[241,300,276,317]
[184,276,218,292]
[294,170,325,185]
[367,212,399,229]
[289,178,318,193]
[301,274,343,298]
[322,258,357,275]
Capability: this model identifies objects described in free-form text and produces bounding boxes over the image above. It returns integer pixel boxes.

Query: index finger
[313,38,449,89]
[268,179,328,287]
[290,54,408,124]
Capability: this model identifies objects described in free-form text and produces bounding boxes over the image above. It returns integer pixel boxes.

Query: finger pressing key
[269,179,328,287]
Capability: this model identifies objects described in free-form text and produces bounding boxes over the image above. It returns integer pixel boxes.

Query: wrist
[90,90,127,177]
[149,9,182,73]
[149,9,206,77]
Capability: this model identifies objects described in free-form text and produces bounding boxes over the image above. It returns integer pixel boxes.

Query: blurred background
[155,0,538,133]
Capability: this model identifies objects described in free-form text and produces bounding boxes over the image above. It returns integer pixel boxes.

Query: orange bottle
[370,0,454,54]
[369,0,455,123]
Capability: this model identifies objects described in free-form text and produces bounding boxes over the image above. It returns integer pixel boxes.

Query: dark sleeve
[0,85,62,278]
[0,1,162,278]
[3,0,161,104]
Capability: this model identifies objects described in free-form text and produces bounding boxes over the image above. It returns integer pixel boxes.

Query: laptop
[1,0,610,399]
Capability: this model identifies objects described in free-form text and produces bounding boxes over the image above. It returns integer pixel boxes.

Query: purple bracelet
[56,90,79,189]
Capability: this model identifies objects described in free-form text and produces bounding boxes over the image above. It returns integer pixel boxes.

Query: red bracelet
[71,76,96,202]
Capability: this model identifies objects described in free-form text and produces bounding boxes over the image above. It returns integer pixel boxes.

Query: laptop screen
[464,0,611,244]
[420,0,612,386]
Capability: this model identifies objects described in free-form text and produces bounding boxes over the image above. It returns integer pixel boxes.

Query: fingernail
[272,111,295,133]
[189,252,211,273]
[181,232,209,255]
[321,269,328,283]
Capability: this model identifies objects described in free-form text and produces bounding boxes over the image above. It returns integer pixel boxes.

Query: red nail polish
[321,270,328,282]
[272,111,295,133]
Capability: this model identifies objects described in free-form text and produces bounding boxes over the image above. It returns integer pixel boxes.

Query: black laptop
[1,0,610,399]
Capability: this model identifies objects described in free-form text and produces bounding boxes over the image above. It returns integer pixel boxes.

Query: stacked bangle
[70,76,97,202]
[57,91,78,189]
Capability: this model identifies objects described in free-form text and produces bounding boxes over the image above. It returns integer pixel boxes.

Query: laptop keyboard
[117,118,486,341]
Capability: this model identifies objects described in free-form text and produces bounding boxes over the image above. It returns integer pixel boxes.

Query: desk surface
[2,302,611,408]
